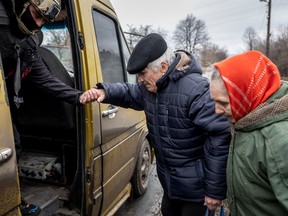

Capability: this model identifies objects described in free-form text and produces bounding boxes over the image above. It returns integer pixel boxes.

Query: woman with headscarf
[210,50,288,216]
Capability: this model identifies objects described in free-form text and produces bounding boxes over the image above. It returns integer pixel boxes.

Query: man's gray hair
[147,47,175,72]
[211,67,222,81]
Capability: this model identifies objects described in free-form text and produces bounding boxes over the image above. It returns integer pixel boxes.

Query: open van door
[0,55,21,215]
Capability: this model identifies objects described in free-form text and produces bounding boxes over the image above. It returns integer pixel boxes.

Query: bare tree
[42,29,68,60]
[270,25,288,78]
[125,25,141,51]
[138,25,153,36]
[154,26,168,39]
[173,14,209,54]
[201,43,228,67]
[243,27,260,51]
[250,24,288,78]
[125,25,168,50]
[43,29,67,45]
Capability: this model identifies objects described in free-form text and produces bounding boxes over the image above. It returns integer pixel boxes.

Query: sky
[110,0,288,55]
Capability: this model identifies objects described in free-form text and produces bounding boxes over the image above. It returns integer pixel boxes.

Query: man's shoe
[20,198,41,216]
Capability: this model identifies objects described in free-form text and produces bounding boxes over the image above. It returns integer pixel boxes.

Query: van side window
[93,11,124,83]
[41,26,74,76]
[120,32,136,83]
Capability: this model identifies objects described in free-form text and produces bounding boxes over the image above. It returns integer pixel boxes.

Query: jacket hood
[172,50,202,79]
[156,50,202,90]
[235,81,288,131]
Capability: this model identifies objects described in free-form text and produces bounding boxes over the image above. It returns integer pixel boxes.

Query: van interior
[15,20,83,215]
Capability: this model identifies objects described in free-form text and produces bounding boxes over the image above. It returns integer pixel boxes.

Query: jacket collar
[235,81,288,131]
[156,50,202,91]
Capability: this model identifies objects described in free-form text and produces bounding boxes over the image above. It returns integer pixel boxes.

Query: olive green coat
[227,82,288,216]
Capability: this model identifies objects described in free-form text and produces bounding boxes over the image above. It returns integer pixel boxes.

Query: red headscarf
[214,50,281,121]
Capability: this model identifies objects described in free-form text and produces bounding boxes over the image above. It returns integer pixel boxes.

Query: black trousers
[161,193,207,216]
[12,122,22,160]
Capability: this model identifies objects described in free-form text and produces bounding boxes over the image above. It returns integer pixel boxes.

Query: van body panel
[0,59,21,216]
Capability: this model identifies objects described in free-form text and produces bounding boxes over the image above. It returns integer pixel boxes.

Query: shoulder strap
[25,34,40,50]
[30,34,40,47]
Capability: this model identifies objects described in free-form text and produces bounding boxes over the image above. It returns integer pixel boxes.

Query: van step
[18,152,61,182]
[20,180,69,216]
[53,208,80,216]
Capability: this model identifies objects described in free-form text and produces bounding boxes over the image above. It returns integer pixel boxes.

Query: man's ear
[160,61,169,73]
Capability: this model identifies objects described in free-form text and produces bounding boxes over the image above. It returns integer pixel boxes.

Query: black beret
[127,33,167,74]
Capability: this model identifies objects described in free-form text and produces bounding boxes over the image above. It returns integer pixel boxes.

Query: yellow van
[0,0,152,215]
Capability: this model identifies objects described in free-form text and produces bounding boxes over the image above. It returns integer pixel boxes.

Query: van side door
[0,56,21,215]
[74,1,147,214]
[91,7,146,215]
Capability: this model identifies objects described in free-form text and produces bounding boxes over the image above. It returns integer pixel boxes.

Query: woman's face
[210,78,236,124]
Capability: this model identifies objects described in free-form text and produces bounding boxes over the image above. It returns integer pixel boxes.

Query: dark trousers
[12,122,22,160]
[161,193,207,216]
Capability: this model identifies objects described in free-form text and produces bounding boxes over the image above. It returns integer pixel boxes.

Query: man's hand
[79,87,106,104]
[204,196,223,210]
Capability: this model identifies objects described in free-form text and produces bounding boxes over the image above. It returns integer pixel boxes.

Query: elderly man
[210,50,288,216]
[81,33,231,216]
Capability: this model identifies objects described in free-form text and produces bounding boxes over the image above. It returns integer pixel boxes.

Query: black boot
[20,198,41,216]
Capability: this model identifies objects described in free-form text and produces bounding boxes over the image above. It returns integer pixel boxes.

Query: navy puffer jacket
[97,51,231,202]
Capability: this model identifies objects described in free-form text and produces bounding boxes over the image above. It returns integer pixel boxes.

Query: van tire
[132,138,151,197]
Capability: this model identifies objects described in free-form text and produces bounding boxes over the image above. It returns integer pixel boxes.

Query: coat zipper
[230,127,237,215]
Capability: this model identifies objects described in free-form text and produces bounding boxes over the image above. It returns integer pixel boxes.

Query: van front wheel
[132,138,151,197]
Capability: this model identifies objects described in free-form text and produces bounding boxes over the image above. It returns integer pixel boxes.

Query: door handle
[102,105,119,118]
[93,192,103,205]
[0,148,13,164]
